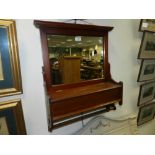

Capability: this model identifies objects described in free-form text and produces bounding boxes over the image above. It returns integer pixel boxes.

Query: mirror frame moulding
[34,20,113,91]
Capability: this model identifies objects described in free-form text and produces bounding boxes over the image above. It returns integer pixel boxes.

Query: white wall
[1,19,155,134]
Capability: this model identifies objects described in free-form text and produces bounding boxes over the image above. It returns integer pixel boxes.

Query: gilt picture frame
[139,19,155,32]
[0,19,22,97]
[137,59,155,82]
[137,102,155,126]
[0,99,26,135]
[138,32,155,59]
[137,81,155,106]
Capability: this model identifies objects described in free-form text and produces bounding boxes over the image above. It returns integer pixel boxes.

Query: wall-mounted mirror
[34,20,114,90]
[34,20,123,131]
[47,35,104,85]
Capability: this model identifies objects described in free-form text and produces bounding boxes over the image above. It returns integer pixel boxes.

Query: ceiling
[47,35,103,48]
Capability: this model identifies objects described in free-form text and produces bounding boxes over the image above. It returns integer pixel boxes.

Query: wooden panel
[59,56,81,84]
[50,82,121,101]
[50,84,122,121]
[34,20,113,33]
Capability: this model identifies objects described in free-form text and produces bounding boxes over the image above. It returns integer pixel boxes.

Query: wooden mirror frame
[34,20,123,131]
[35,20,113,90]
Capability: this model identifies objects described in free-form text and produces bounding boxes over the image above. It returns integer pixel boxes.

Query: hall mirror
[34,20,123,131]
[47,35,104,85]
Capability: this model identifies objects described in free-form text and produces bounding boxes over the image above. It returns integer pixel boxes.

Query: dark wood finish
[51,83,122,121]
[50,104,116,130]
[34,20,123,131]
[34,20,113,90]
[34,20,113,33]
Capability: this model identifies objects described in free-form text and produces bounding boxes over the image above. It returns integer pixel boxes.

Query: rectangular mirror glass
[47,35,104,85]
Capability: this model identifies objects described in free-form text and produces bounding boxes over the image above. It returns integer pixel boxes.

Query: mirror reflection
[47,35,104,85]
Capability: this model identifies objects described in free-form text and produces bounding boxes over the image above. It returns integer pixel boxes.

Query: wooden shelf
[50,82,121,102]
[48,81,123,127]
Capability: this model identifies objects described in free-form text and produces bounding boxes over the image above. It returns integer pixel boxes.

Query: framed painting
[138,32,155,59]
[139,19,155,32]
[137,102,155,126]
[137,81,155,106]
[0,99,26,135]
[137,59,155,82]
[0,19,22,97]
